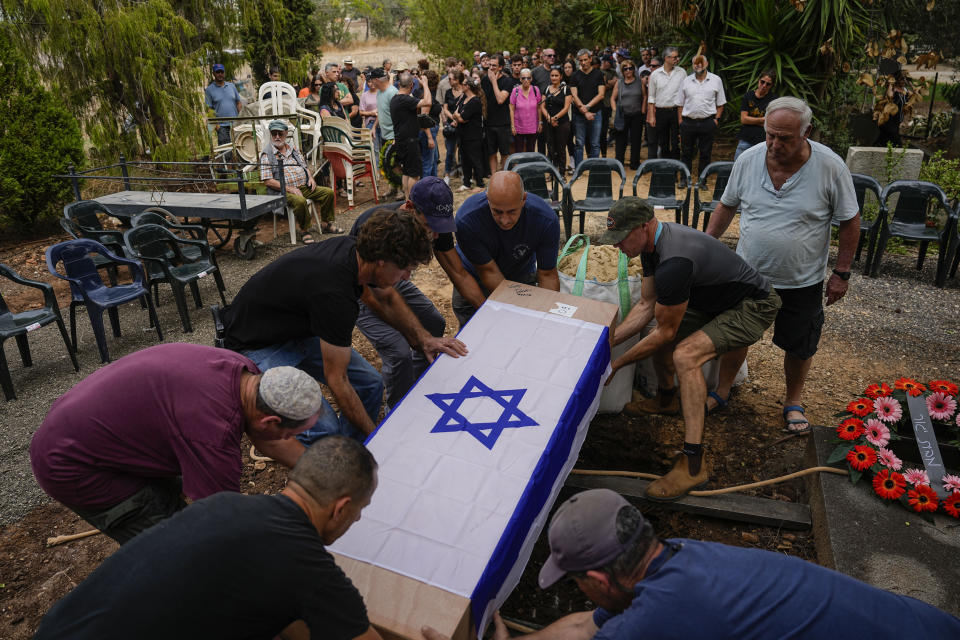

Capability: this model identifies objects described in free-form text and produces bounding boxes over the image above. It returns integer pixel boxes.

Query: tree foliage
[407,0,598,61]
[244,0,321,85]
[0,0,318,161]
[352,0,407,40]
[0,31,84,231]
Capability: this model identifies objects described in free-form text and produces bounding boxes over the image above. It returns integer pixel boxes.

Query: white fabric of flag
[331,299,610,634]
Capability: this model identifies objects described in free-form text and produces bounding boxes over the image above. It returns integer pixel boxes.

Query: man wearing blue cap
[204,63,243,145]
[423,488,960,640]
[350,176,483,408]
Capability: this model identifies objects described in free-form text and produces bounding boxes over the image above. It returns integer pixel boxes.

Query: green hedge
[0,32,84,233]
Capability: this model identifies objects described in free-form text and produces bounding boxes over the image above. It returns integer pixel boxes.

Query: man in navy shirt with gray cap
[350,177,483,408]
[423,488,960,640]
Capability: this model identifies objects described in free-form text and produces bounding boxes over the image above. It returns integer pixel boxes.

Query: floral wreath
[378,139,403,189]
[829,378,960,520]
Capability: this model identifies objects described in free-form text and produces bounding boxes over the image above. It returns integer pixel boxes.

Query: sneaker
[623,388,680,417]
[443,176,451,186]
[458,184,470,192]
[645,454,710,501]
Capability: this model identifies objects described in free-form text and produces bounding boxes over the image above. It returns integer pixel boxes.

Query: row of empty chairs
[505,153,960,288]
[2,200,233,400]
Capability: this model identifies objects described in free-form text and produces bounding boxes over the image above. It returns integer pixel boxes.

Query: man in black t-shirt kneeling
[35,436,380,640]
[602,198,781,502]
[222,209,467,445]
[390,71,433,198]
[349,177,483,409]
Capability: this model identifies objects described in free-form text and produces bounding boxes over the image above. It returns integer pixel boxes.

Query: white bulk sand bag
[558,235,643,413]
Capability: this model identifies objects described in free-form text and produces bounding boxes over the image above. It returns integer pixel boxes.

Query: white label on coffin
[548,302,578,318]
[331,300,607,599]
[26,322,42,332]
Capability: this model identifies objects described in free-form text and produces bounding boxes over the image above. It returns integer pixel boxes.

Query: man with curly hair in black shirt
[223,209,467,444]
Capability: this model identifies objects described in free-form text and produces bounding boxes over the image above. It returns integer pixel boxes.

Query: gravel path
[1,202,958,525]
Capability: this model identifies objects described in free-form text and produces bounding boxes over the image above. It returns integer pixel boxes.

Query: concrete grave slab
[805,426,960,617]
[845,146,924,184]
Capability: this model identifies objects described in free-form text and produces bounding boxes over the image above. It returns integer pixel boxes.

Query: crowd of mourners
[205,43,781,201]
[29,38,960,640]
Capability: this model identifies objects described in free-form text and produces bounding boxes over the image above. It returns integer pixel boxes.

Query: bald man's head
[486,171,527,230]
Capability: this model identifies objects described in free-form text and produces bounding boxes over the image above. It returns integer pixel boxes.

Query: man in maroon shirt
[29,343,323,544]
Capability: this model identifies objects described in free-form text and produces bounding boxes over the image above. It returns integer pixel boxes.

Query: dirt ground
[3,41,960,637]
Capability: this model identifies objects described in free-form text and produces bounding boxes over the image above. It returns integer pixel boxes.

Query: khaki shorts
[676,287,782,355]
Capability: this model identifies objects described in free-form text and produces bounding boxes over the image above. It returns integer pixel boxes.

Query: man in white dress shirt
[678,54,726,176]
[646,47,686,160]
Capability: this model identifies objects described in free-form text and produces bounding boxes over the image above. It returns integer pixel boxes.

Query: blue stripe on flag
[468,326,611,632]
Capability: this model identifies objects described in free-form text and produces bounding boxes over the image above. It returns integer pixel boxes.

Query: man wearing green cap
[260,119,340,241]
[601,197,780,500]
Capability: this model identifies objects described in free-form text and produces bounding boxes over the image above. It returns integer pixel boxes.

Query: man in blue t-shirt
[422,489,960,640]
[453,171,561,327]
[204,63,243,146]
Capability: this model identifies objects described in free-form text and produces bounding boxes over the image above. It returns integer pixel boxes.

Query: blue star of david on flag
[425,376,538,449]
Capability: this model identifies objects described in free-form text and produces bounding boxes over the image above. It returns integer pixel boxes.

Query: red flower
[943,491,960,518]
[929,380,959,396]
[872,469,906,500]
[846,445,877,471]
[864,383,893,399]
[944,492,960,519]
[846,398,873,417]
[894,377,926,397]
[837,418,865,440]
[907,485,939,513]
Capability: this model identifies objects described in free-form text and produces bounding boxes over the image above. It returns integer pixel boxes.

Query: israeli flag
[331,299,611,635]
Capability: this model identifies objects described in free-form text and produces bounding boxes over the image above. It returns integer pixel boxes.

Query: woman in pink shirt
[509,68,542,152]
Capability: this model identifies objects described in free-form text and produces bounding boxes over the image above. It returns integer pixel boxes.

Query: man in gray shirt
[706,97,859,435]
[604,198,780,501]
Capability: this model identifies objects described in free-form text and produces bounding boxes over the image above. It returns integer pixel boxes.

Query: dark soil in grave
[2,130,959,637]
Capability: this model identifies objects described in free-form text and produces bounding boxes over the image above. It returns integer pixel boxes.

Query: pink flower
[904,468,930,486]
[926,392,957,421]
[943,474,960,493]
[876,448,902,471]
[957,412,960,428]
[873,396,903,423]
[864,419,890,447]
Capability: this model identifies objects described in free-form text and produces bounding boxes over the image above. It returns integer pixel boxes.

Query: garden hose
[570,465,849,496]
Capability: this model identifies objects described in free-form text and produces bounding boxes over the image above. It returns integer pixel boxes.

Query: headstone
[806,426,960,617]
[845,146,924,184]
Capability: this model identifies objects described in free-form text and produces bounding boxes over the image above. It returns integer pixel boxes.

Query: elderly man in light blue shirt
[706,97,860,434]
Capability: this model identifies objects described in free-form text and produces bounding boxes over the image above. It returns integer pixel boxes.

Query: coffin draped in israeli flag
[331,282,618,639]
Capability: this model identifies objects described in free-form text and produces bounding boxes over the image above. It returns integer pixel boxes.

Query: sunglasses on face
[521,76,531,81]
[622,66,635,71]
[270,131,286,138]
[759,79,773,86]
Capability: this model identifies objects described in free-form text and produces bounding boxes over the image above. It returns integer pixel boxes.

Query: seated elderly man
[452,171,561,327]
[602,197,780,501]
[35,436,381,640]
[260,119,341,240]
[422,489,960,640]
[29,343,322,544]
